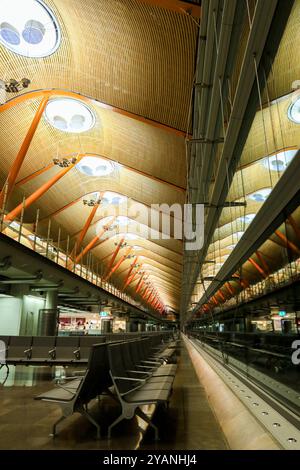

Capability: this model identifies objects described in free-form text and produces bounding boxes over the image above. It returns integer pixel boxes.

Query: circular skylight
[237,213,256,224]
[248,187,272,202]
[76,157,114,177]
[232,231,244,243]
[45,99,96,133]
[102,191,127,206]
[0,0,60,57]
[262,150,297,172]
[288,96,300,124]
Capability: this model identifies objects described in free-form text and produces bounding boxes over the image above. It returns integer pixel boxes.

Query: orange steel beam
[5,158,81,224]
[225,282,235,296]
[72,203,100,257]
[146,289,154,302]
[104,238,125,278]
[105,247,133,281]
[0,95,49,208]
[217,291,226,302]
[138,0,201,18]
[124,267,142,290]
[0,89,188,138]
[248,258,266,278]
[75,218,115,264]
[255,251,270,276]
[135,272,145,293]
[15,162,55,187]
[275,230,300,255]
[122,256,139,289]
[287,215,300,240]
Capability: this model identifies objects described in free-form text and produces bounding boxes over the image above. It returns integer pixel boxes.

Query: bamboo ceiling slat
[0,0,197,130]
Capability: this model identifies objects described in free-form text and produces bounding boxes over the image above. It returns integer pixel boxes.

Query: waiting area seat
[35,343,111,438]
[34,334,178,441]
[107,341,176,440]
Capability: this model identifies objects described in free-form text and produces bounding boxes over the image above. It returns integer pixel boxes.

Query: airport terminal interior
[0,0,300,452]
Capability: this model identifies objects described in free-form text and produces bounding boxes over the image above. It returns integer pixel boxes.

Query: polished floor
[0,342,228,450]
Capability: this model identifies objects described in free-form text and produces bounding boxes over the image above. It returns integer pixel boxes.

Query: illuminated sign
[100,311,109,317]
[279,311,286,317]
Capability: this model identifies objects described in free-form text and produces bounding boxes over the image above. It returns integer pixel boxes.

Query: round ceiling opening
[76,157,114,177]
[45,98,96,133]
[288,96,300,124]
[102,191,127,206]
[262,150,297,172]
[248,187,272,202]
[0,0,60,57]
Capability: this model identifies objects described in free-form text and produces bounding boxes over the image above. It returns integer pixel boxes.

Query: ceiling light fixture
[0,0,60,57]
[45,98,96,134]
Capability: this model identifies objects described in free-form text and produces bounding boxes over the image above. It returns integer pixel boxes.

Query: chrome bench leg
[50,415,66,437]
[136,407,159,441]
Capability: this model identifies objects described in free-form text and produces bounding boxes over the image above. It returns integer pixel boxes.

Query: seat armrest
[113,376,144,382]
[24,348,32,359]
[49,348,56,359]
[73,349,80,359]
[127,370,150,378]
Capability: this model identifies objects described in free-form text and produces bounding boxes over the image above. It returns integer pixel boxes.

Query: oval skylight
[262,150,297,172]
[288,96,300,124]
[0,0,60,57]
[44,98,96,133]
[248,187,272,202]
[102,191,127,206]
[76,157,114,177]
[237,213,256,224]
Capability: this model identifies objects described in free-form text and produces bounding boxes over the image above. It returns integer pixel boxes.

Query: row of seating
[35,336,178,440]
[0,332,175,365]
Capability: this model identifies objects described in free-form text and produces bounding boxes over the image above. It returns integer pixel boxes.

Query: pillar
[38,290,59,336]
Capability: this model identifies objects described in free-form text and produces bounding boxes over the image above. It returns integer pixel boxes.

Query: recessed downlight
[0,0,60,57]
[45,99,96,134]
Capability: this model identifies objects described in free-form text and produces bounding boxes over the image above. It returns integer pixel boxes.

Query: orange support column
[123,265,142,291]
[105,247,133,281]
[255,251,270,276]
[73,202,100,257]
[135,273,145,293]
[5,157,81,224]
[275,230,300,255]
[249,258,266,278]
[75,218,116,264]
[122,256,139,290]
[105,238,125,278]
[0,96,49,208]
